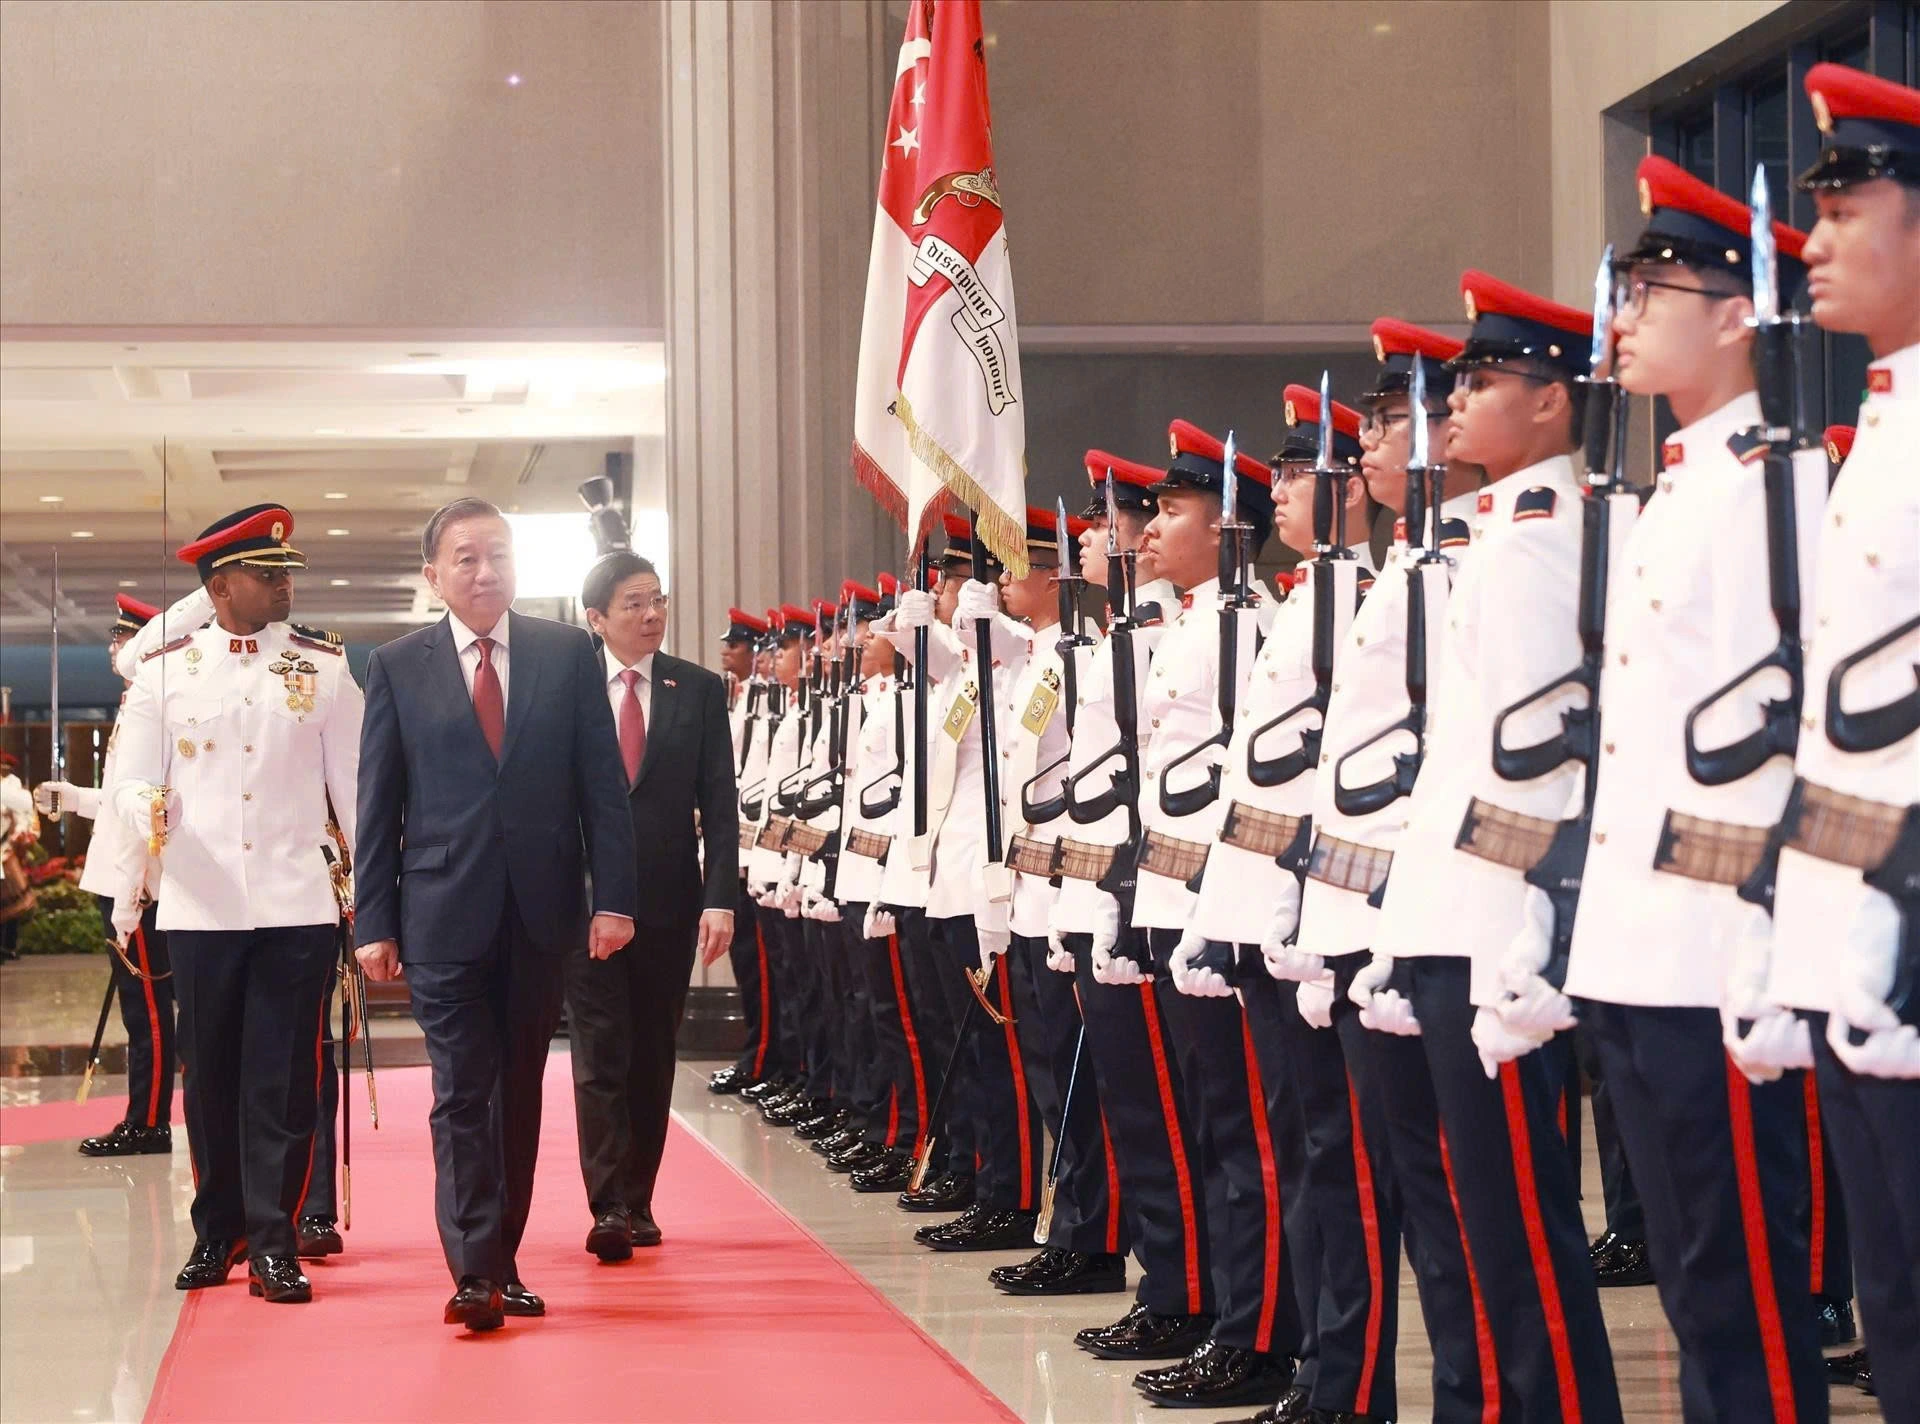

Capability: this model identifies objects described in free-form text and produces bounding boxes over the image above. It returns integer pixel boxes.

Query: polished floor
[0,1057,1883,1424]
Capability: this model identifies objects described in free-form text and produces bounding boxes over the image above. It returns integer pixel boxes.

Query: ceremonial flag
[851,0,1029,575]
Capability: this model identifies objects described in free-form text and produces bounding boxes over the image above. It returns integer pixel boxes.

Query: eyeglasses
[1455,367,1559,397]
[1359,410,1412,439]
[619,594,671,615]
[1271,464,1315,488]
[1612,273,1737,320]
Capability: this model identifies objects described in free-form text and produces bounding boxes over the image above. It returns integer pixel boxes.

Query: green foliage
[27,880,91,916]
[17,905,108,956]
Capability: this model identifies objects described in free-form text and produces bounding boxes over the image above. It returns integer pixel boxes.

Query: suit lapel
[498,610,541,768]
[633,655,678,790]
[424,617,496,770]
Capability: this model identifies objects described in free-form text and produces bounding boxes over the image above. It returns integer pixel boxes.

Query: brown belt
[1057,838,1119,882]
[1781,777,1907,871]
[1138,829,1210,885]
[737,823,757,852]
[756,816,793,852]
[785,822,830,857]
[1453,797,1556,872]
[846,827,893,861]
[1007,834,1062,877]
[1307,832,1394,897]
[1218,801,1303,859]
[1651,812,1770,885]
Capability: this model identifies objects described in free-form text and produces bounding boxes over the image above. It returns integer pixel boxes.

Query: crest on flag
[851,0,1029,575]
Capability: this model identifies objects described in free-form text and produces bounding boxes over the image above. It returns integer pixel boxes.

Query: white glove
[1093,941,1149,985]
[976,924,1011,976]
[779,882,804,918]
[1351,953,1421,1036]
[863,903,898,940]
[1296,972,1336,1029]
[1826,888,1919,1079]
[1170,929,1232,998]
[894,589,936,630]
[1492,889,1577,1036]
[807,891,842,924]
[953,579,1001,628]
[117,784,182,841]
[1258,878,1322,981]
[1045,937,1075,975]
[32,781,76,816]
[1472,1004,1550,1078]
[1720,900,1810,1083]
[110,896,144,944]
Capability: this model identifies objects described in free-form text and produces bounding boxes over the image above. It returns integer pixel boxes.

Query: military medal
[270,650,320,715]
[1020,667,1062,736]
[943,682,979,741]
[176,738,196,759]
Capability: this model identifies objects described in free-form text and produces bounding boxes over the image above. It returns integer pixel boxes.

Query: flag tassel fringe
[895,391,1030,577]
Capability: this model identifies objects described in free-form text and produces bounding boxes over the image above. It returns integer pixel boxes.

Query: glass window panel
[1749,76,1790,212]
[1824,27,1869,70]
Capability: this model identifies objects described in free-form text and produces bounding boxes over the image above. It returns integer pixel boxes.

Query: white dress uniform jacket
[976,619,1070,939]
[112,622,362,932]
[1770,344,1920,1013]
[1370,455,1586,1005]
[836,677,899,906]
[745,702,803,887]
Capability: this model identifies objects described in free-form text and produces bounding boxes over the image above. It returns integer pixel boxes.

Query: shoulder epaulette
[1512,487,1557,522]
[142,634,195,662]
[291,622,344,647]
[1439,517,1472,548]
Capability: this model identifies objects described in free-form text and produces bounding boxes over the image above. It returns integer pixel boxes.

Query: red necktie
[472,636,506,760]
[619,668,647,784]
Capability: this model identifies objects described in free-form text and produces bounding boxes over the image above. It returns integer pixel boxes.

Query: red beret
[727,607,769,631]
[1636,155,1808,262]
[1370,318,1464,367]
[1282,385,1363,440]
[1455,270,1593,378]
[1801,63,1920,189]
[1167,419,1270,484]
[779,603,817,629]
[840,580,881,605]
[1083,450,1163,490]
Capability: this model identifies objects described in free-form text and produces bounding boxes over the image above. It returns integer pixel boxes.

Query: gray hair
[422,498,504,562]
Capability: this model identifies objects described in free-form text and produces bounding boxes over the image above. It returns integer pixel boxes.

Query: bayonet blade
[1055,495,1073,575]
[1590,243,1615,376]
[1409,355,1430,471]
[1104,469,1120,556]
[1316,370,1333,471]
[1221,429,1239,526]
[1750,165,1779,326]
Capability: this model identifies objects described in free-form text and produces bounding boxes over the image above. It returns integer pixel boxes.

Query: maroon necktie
[472,636,506,760]
[618,668,647,784]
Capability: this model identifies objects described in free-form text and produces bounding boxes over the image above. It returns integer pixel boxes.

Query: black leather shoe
[629,1207,662,1248]
[812,1127,863,1155]
[764,1095,829,1127]
[1076,1305,1217,1361]
[792,1108,851,1140]
[586,1209,634,1262]
[928,1209,1040,1252]
[707,1066,753,1095]
[851,1151,913,1192]
[1588,1228,1626,1263]
[1593,1236,1653,1287]
[296,1217,343,1258]
[897,1172,974,1212]
[1815,1295,1857,1347]
[916,1204,987,1245]
[445,1276,505,1331]
[740,1076,790,1103]
[247,1255,313,1304]
[992,1249,1127,1296]
[1827,1347,1869,1385]
[1221,1382,1313,1423]
[78,1121,172,1157]
[502,1280,545,1317]
[175,1238,247,1290]
[1136,1341,1294,1408]
[827,1141,887,1173]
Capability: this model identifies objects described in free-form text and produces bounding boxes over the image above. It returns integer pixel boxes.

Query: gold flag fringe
[893,391,1030,577]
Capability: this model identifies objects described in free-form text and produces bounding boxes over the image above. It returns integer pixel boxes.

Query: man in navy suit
[355,498,637,1332]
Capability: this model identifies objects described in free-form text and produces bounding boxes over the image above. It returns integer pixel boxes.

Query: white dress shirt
[603,648,656,730]
[449,611,510,703]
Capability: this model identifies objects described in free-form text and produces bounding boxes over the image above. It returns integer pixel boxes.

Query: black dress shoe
[827,1141,887,1173]
[1136,1340,1294,1408]
[175,1238,248,1290]
[586,1209,634,1262]
[1593,1236,1653,1287]
[78,1121,172,1157]
[296,1217,344,1258]
[916,1204,986,1244]
[793,1108,851,1140]
[1076,1304,1218,1361]
[740,1076,789,1103]
[992,1249,1127,1296]
[850,1152,913,1193]
[897,1172,974,1212]
[1223,1382,1312,1423]
[764,1095,829,1126]
[502,1280,545,1317]
[927,1209,1041,1252]
[812,1127,863,1155]
[1814,1295,1857,1347]
[629,1207,662,1248]
[445,1276,505,1331]
[1827,1347,1869,1385]
[248,1255,313,1304]
[1587,1228,1625,1263]
[707,1066,752,1095]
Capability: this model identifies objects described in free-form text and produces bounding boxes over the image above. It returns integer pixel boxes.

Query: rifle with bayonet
[1458,247,1627,990]
[1335,354,1450,818]
[1825,613,1920,752]
[773,609,829,816]
[1022,495,1092,826]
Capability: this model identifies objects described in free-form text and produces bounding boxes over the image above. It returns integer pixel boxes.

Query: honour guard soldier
[111,504,364,1305]
[738,608,805,1105]
[711,607,776,1095]
[34,592,184,1156]
[1762,62,1920,1420]
[1128,420,1305,1411]
[1052,454,1217,1365]
[1361,273,1624,1421]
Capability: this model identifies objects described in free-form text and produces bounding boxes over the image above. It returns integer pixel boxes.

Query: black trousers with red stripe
[170,923,335,1262]
[1811,1013,1920,1424]
[1068,931,1214,1318]
[842,906,927,1153]
[1408,956,1622,1424]
[1009,932,1125,1257]
[1148,929,1303,1358]
[727,887,776,1081]
[896,908,970,1179]
[1243,959,1400,1417]
[94,896,175,1128]
[928,916,1041,1212]
[1797,1069,1853,1306]
[1580,1000,1825,1423]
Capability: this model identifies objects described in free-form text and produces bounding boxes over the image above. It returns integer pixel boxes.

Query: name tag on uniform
[1020,668,1062,736]
[943,683,979,742]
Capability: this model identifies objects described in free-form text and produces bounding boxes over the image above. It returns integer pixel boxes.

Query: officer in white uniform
[710,608,775,1096]
[111,504,362,1306]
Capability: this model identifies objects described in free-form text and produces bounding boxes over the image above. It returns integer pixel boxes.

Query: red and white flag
[851,0,1028,575]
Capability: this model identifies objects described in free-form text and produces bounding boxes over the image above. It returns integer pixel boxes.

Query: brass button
[1834,512,1845,527]
[243,841,253,851]
[1604,741,1615,754]
[245,697,253,706]
[1333,683,1341,692]
[1355,635,1366,647]
[202,740,214,752]
[1866,552,1880,569]
[1650,599,1662,611]
[1803,714,1815,730]
[1594,831,1607,845]
[245,744,255,754]
[1152,718,1161,728]
[1320,754,1330,766]
[243,793,253,802]
[188,717,198,726]
[1618,653,1629,666]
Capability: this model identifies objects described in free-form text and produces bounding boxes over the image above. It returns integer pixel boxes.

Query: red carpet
[144,1060,1016,1423]
[0,1093,131,1147]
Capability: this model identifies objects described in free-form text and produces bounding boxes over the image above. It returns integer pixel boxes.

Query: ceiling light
[71,530,94,539]
[314,427,345,436]
[330,578,351,587]
[327,528,350,537]
[506,73,523,87]
[324,491,349,500]
[118,579,138,588]
[39,494,64,503]
[406,351,441,359]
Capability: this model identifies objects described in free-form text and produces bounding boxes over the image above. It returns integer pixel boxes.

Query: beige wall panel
[0,0,665,330]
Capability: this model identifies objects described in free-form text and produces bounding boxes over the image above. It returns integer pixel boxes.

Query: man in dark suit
[355,498,637,1332]
[569,550,738,1261]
